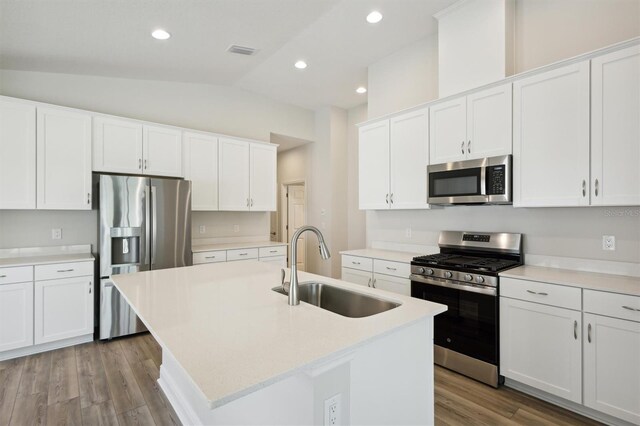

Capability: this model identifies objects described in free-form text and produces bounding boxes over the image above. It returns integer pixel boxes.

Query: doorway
[281,182,306,271]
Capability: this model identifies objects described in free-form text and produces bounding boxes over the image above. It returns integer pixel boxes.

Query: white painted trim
[158,372,202,426]
[0,334,92,361]
[433,0,471,20]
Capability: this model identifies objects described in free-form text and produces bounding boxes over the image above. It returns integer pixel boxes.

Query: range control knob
[444,271,453,279]
[476,276,485,284]
[418,267,426,274]
[464,274,473,281]
[426,268,434,276]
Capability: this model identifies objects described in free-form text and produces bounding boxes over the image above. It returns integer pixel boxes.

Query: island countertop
[111,261,446,409]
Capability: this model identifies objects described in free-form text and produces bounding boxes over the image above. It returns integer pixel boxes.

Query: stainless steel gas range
[410,231,523,388]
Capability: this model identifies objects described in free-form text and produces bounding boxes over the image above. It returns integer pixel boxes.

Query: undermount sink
[273,282,401,318]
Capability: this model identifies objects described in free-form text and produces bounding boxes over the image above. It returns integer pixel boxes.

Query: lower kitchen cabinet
[341,267,372,287]
[341,253,412,296]
[0,282,34,352]
[372,273,410,296]
[259,256,287,268]
[34,276,94,345]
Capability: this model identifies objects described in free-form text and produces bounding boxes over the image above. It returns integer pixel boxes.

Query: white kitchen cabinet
[0,282,34,352]
[591,45,640,206]
[359,120,390,210]
[466,84,512,160]
[583,313,640,424]
[183,132,218,210]
[36,107,92,210]
[341,267,372,287]
[143,124,183,177]
[259,256,286,268]
[219,138,250,211]
[500,297,582,403]
[372,273,410,296]
[513,62,590,207]
[429,97,466,165]
[93,116,143,174]
[34,276,94,345]
[249,143,277,211]
[0,98,36,209]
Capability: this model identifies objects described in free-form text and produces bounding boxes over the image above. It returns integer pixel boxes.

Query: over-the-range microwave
[427,155,512,205]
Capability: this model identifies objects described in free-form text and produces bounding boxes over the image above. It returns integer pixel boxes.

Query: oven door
[427,160,487,205]
[411,275,498,366]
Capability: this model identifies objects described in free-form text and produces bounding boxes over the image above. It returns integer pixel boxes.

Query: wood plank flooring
[1,333,602,425]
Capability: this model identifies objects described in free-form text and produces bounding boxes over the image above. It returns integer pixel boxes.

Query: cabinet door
[466,84,512,160]
[183,132,218,210]
[219,138,250,211]
[500,298,582,403]
[93,116,143,174]
[0,282,34,352]
[37,107,92,210]
[0,99,36,209]
[591,45,640,206]
[429,97,467,164]
[359,120,390,210]
[249,143,277,211]
[341,267,372,287]
[584,313,640,424]
[389,108,429,209]
[259,256,287,268]
[513,62,590,207]
[34,277,94,344]
[372,273,410,296]
[143,125,183,177]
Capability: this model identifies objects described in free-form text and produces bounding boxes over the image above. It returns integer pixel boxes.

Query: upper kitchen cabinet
[359,109,429,210]
[37,107,92,210]
[219,137,250,211]
[183,131,219,211]
[0,98,36,209]
[430,83,512,165]
[142,124,183,177]
[591,45,640,206]
[93,116,143,174]
[513,62,590,207]
[249,142,277,211]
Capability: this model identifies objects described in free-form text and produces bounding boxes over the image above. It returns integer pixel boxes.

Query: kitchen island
[111,261,446,425]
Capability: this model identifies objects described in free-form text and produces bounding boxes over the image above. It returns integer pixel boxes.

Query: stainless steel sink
[272,282,401,318]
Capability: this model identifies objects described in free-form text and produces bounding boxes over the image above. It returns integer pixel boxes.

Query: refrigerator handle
[145,185,151,265]
[151,186,157,265]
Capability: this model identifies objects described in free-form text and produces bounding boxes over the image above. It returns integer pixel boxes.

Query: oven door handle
[410,274,497,296]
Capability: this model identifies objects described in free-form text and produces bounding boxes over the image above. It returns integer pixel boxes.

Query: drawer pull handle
[269,250,278,253]
[57,269,75,273]
[526,290,548,296]
[622,305,640,312]
[239,253,248,256]
[588,323,592,343]
[205,256,217,259]
[386,267,397,271]
[573,320,577,340]
[0,275,6,278]
[352,261,361,265]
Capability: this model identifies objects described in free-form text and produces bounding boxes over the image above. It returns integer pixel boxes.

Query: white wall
[347,104,367,250]
[192,212,270,244]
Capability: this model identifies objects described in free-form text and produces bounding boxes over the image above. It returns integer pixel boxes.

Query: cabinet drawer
[373,259,410,278]
[193,250,227,264]
[0,266,33,285]
[584,290,640,322]
[227,248,258,261]
[500,277,581,310]
[259,246,287,258]
[35,261,94,281]
[342,255,372,272]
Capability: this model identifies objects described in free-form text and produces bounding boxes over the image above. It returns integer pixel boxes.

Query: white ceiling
[0,0,456,110]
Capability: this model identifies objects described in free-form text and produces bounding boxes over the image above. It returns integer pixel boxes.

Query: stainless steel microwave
[427,155,512,205]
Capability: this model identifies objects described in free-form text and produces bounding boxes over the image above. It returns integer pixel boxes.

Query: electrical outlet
[324,393,341,426]
[233,225,240,233]
[405,227,412,238]
[602,235,616,251]
[51,228,62,240]
[199,225,206,234]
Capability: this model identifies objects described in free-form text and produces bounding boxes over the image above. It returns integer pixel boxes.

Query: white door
[584,313,640,424]
[513,62,590,207]
[249,143,277,211]
[341,268,372,287]
[36,107,92,210]
[142,125,183,177]
[466,84,513,160]
[287,184,305,271]
[500,298,582,403]
[34,277,94,344]
[0,99,36,209]
[0,282,34,352]
[591,45,640,206]
[389,108,429,209]
[359,120,390,210]
[92,116,143,174]
[219,138,250,211]
[429,97,467,164]
[372,273,411,296]
[183,132,218,210]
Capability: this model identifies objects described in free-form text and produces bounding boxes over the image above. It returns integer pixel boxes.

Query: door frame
[280,180,306,268]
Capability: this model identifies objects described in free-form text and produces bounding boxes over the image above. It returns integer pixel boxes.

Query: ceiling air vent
[227,45,258,56]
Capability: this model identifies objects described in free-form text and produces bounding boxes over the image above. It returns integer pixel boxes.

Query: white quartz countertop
[192,241,288,253]
[339,248,420,264]
[111,261,446,409]
[0,253,95,268]
[500,265,640,296]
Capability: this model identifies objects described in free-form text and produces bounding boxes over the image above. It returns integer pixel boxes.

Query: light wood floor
[1,333,602,426]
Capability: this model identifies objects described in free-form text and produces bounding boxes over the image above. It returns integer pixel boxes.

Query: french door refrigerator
[96,174,191,340]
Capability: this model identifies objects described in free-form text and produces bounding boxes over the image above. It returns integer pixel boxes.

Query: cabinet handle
[352,261,361,265]
[372,278,376,288]
[587,323,592,343]
[57,269,74,273]
[269,250,278,253]
[246,198,249,207]
[467,140,471,154]
[89,282,92,294]
[239,253,248,256]
[367,278,372,287]
[250,198,254,207]
[386,267,397,271]
[0,275,6,278]
[144,159,148,170]
[390,193,394,204]
[573,320,577,340]
[205,256,217,259]
[622,305,640,312]
[526,290,548,296]
[594,179,599,197]
[385,194,389,204]
[582,180,586,197]
[461,141,465,154]
[87,193,91,205]
[139,158,142,170]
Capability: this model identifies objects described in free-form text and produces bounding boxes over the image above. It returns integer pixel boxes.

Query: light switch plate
[199,225,206,234]
[51,228,62,240]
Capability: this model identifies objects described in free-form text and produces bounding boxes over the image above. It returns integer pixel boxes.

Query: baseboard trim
[158,365,202,426]
[0,334,93,361]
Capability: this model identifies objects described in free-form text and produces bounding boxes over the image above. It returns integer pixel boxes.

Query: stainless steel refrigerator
[96,174,191,340]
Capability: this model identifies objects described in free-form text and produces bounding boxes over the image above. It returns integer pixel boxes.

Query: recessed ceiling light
[366,11,383,24]
[294,60,307,70]
[151,29,171,40]
[356,87,367,94]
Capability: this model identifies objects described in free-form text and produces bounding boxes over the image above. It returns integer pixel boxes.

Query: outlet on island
[51,228,62,240]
